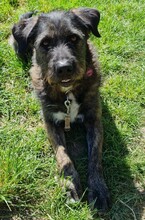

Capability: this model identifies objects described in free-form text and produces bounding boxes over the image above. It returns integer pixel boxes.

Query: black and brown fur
[11,8,110,212]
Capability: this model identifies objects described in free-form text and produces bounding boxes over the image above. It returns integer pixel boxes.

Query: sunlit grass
[0,0,145,219]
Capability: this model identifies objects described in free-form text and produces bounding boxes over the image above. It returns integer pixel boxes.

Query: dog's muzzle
[54,60,75,87]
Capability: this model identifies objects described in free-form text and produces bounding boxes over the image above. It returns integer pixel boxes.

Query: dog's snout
[55,61,73,76]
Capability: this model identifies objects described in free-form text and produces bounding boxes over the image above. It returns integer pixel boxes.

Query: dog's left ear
[12,14,38,61]
[72,8,101,37]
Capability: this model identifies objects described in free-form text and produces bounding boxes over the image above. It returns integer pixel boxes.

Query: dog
[11,8,110,212]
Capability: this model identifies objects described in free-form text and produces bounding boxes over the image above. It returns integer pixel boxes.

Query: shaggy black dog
[11,8,110,212]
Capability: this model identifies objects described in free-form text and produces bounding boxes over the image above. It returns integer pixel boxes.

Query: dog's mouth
[60,79,74,87]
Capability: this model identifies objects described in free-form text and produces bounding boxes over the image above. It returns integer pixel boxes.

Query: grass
[0,0,145,219]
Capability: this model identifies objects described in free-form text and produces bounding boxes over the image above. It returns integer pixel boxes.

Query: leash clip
[64,98,71,114]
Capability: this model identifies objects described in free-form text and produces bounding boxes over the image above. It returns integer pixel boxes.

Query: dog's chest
[52,93,81,123]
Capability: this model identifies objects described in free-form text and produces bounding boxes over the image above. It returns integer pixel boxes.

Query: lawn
[0,0,145,219]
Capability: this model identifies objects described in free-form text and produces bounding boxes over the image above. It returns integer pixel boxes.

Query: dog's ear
[12,14,38,61]
[72,8,101,37]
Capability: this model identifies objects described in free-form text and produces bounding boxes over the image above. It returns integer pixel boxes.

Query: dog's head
[12,8,100,88]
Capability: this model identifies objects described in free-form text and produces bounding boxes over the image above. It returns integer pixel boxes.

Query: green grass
[0,0,145,219]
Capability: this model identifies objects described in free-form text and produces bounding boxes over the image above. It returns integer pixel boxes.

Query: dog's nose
[55,61,73,76]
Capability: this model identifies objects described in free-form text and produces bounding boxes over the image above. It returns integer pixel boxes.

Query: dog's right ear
[12,14,38,61]
[72,8,101,38]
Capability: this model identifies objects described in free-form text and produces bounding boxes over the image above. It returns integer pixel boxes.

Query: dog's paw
[65,179,81,203]
[88,182,110,213]
[61,176,82,203]
[66,182,80,203]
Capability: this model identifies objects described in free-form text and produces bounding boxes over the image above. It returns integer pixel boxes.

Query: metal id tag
[65,115,71,131]
[64,97,71,131]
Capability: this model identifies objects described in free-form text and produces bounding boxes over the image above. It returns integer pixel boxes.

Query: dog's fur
[11,8,110,212]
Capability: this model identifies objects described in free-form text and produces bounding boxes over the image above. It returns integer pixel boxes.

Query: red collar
[86,68,94,77]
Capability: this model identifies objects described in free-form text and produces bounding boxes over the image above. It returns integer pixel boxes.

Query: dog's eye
[68,34,79,43]
[40,39,51,50]
[42,41,49,46]
[41,40,49,47]
[70,35,77,42]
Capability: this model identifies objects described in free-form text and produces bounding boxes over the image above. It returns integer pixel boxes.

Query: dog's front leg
[85,118,110,212]
[45,121,82,201]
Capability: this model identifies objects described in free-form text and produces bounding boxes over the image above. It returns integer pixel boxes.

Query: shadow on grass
[0,206,33,220]
[101,101,144,220]
[66,101,144,220]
